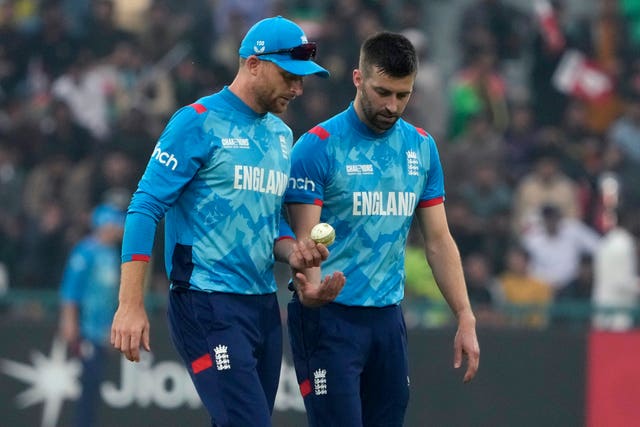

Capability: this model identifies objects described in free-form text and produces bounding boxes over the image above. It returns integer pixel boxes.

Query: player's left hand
[294,270,345,307]
[288,237,329,269]
[453,313,480,383]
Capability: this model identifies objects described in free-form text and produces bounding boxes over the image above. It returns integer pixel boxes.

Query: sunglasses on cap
[254,42,317,60]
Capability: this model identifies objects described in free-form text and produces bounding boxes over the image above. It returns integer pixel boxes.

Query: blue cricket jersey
[285,103,445,307]
[121,87,293,294]
[60,237,120,343]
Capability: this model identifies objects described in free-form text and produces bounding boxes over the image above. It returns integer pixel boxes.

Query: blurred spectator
[41,97,95,163]
[402,28,448,142]
[26,0,79,82]
[82,0,134,59]
[556,252,594,302]
[496,244,553,328]
[138,0,190,62]
[0,0,29,99]
[170,55,215,109]
[58,202,125,427]
[592,208,639,331]
[445,200,486,258]
[553,252,594,327]
[458,163,512,271]
[50,49,117,141]
[211,0,276,77]
[21,143,71,221]
[1,96,46,168]
[607,90,640,165]
[172,0,216,69]
[620,0,640,50]
[283,80,333,138]
[447,47,509,138]
[503,101,538,184]
[457,0,530,65]
[109,0,150,35]
[521,203,601,293]
[601,141,640,212]
[463,252,502,325]
[403,244,451,328]
[512,147,580,233]
[106,38,177,123]
[570,136,607,231]
[18,199,69,288]
[445,111,506,186]
[571,0,633,134]
[561,98,596,143]
[0,139,24,287]
[62,148,137,229]
[213,0,274,37]
[459,163,512,221]
[530,0,571,128]
[61,0,91,37]
[530,100,605,229]
[111,106,158,172]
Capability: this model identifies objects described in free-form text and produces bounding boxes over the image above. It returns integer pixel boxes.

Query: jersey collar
[347,102,394,139]
[219,86,267,119]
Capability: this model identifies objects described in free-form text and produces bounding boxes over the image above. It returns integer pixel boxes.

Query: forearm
[274,236,324,284]
[59,303,79,342]
[425,234,475,321]
[118,261,149,307]
[274,237,296,263]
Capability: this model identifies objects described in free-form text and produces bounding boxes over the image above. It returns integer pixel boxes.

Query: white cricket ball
[310,223,335,246]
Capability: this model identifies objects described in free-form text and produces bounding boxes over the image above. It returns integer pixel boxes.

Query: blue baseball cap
[239,16,329,78]
[91,203,126,230]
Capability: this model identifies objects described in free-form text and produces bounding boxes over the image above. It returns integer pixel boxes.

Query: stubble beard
[359,90,398,133]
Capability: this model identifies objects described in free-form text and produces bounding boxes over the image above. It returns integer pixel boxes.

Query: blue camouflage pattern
[285,103,445,306]
[121,87,293,294]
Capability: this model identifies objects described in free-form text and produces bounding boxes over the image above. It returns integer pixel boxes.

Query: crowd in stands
[1,0,639,329]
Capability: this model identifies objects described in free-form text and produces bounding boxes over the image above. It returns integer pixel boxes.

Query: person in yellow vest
[497,244,553,327]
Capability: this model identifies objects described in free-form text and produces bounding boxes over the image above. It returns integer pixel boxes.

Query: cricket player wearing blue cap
[110,16,345,427]
[59,203,126,427]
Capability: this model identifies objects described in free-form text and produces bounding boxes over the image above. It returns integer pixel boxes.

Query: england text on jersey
[352,191,416,216]
[233,165,288,196]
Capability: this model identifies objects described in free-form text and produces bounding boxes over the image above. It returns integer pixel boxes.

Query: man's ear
[245,56,262,76]
[353,68,362,88]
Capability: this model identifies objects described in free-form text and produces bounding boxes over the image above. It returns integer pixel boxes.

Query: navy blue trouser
[73,340,106,427]
[288,294,410,427]
[168,289,282,427]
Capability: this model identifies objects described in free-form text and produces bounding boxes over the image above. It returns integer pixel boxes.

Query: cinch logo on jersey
[288,176,316,192]
[233,165,288,196]
[152,145,179,171]
[353,191,417,216]
[406,150,420,176]
[346,164,374,175]
[221,138,250,149]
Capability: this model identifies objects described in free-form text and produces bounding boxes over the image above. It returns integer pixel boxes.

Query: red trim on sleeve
[418,196,444,208]
[299,379,312,397]
[313,198,324,206]
[131,254,151,262]
[308,126,330,140]
[414,126,428,136]
[189,103,207,114]
[276,236,295,242]
[191,354,213,374]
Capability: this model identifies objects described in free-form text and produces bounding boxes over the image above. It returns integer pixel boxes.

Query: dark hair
[360,32,418,78]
